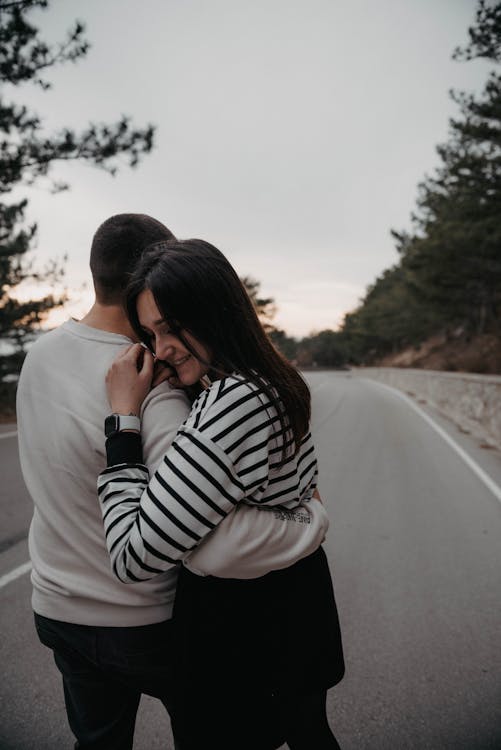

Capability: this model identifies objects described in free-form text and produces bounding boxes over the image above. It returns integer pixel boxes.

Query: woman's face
[136,289,211,386]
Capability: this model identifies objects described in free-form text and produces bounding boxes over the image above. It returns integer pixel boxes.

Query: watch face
[104,414,119,438]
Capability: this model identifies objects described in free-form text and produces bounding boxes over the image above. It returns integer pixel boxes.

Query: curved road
[1,372,500,749]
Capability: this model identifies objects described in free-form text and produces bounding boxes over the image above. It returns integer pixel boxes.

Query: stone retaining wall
[356,368,501,451]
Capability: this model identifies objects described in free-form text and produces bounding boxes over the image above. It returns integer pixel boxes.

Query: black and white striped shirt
[98,375,318,583]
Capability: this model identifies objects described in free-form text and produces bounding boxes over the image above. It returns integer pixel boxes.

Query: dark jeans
[34,613,181,750]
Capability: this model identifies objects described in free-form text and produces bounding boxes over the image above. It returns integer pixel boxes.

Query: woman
[98,239,345,749]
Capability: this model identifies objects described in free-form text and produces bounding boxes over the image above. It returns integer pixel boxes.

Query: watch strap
[105,413,141,437]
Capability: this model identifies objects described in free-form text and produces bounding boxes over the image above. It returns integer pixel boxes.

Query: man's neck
[79,303,138,340]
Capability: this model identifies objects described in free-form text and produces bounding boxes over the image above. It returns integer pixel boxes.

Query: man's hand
[106,344,154,415]
[313,488,323,503]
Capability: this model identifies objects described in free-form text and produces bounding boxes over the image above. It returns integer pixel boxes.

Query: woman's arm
[99,345,319,583]
[99,344,242,582]
[98,424,248,582]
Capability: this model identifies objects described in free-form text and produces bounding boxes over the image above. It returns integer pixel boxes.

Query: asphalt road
[1,372,500,749]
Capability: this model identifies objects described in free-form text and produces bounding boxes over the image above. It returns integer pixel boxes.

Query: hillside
[377,331,501,375]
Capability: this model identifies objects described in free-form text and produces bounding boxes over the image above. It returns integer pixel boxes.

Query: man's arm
[184,495,329,579]
[140,382,191,472]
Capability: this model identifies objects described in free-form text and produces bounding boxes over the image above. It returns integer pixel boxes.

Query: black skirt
[173,545,345,701]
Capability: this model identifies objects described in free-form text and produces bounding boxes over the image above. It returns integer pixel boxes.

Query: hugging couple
[17,214,345,750]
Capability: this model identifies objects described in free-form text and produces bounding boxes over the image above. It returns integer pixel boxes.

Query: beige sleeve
[140,383,191,474]
[183,497,329,579]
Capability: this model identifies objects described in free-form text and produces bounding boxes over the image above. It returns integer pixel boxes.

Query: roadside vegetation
[272,1,501,373]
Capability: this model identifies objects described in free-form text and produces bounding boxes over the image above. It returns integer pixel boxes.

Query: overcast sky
[10,0,493,337]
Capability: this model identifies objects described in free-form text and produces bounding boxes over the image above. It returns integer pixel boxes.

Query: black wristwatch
[104,414,141,438]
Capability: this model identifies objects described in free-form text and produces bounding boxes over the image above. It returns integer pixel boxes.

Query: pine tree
[340,0,501,366]
[405,0,501,335]
[0,0,155,408]
[241,276,277,333]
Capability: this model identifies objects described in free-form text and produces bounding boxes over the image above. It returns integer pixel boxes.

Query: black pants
[34,613,182,750]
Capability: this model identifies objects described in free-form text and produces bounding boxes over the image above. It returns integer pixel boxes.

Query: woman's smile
[172,354,191,367]
[136,289,210,386]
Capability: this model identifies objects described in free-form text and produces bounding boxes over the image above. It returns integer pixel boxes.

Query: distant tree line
[269,1,501,369]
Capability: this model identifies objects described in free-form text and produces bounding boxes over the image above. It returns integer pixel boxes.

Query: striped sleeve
[97,426,248,583]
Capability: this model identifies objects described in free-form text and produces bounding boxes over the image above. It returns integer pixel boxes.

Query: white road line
[0,561,31,590]
[0,430,17,440]
[367,379,501,505]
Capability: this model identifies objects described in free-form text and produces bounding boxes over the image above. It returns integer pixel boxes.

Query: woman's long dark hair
[126,239,311,462]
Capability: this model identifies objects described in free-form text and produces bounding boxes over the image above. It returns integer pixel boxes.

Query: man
[17,214,191,749]
[17,214,328,749]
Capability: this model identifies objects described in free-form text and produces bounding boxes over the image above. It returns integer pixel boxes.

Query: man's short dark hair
[90,213,175,304]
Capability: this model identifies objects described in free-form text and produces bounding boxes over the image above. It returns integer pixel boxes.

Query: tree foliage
[452,0,501,61]
[244,2,501,374]
[0,0,155,401]
[242,275,277,333]
[328,0,501,369]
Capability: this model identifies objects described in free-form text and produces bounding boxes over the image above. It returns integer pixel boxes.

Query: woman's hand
[106,344,154,415]
[151,360,182,389]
